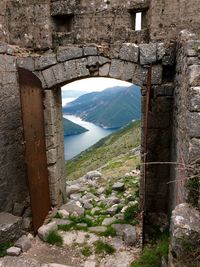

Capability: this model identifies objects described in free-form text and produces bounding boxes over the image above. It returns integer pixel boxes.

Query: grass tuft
[81,245,93,257]
[46,230,63,246]
[99,226,117,237]
[0,241,12,257]
[94,240,115,255]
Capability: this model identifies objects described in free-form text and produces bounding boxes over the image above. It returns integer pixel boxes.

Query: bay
[63,115,118,160]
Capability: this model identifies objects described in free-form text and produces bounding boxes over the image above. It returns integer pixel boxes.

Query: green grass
[0,242,12,257]
[131,235,169,267]
[93,240,116,255]
[99,226,117,237]
[54,212,62,219]
[46,231,63,246]
[81,245,93,257]
[66,120,141,180]
[124,205,140,222]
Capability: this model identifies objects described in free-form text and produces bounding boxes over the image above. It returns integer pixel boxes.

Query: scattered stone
[112,224,133,237]
[66,185,82,196]
[83,201,93,210]
[112,182,125,191]
[15,235,32,252]
[70,193,82,201]
[105,196,120,206]
[6,246,21,256]
[88,226,107,233]
[0,212,22,243]
[77,223,87,228]
[85,171,102,180]
[106,204,118,215]
[91,207,101,215]
[123,226,137,246]
[97,187,105,195]
[60,201,85,216]
[58,209,70,218]
[38,222,58,242]
[82,193,97,201]
[52,219,71,226]
[102,217,116,226]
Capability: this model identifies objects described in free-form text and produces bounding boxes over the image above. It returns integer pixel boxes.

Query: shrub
[0,241,12,257]
[81,245,93,257]
[94,240,115,255]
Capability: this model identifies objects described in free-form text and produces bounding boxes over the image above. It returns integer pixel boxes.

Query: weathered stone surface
[109,59,124,79]
[6,246,21,256]
[57,47,83,62]
[102,217,116,226]
[99,63,110,76]
[60,200,85,216]
[139,43,157,65]
[84,261,96,267]
[35,54,57,70]
[15,235,32,252]
[189,65,200,86]
[83,46,98,56]
[13,202,25,216]
[52,219,71,226]
[123,226,137,246]
[112,224,133,236]
[38,222,58,242]
[170,203,200,262]
[58,209,70,218]
[66,185,82,196]
[17,57,35,71]
[0,213,22,243]
[88,226,107,233]
[119,43,139,63]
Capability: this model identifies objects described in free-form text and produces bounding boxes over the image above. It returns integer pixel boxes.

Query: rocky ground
[0,151,142,267]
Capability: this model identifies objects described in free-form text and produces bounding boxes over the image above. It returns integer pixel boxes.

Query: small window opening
[131,10,147,31]
[52,14,74,33]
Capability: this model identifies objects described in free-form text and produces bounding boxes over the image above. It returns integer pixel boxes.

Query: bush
[0,242,12,257]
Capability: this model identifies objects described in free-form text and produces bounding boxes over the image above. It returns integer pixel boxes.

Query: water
[63,115,118,160]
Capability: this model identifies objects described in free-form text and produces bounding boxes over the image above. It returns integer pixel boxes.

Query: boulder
[112,182,125,191]
[15,235,32,252]
[66,185,82,196]
[38,222,58,242]
[123,226,137,246]
[6,247,21,256]
[0,212,22,243]
[170,203,200,263]
[60,201,85,216]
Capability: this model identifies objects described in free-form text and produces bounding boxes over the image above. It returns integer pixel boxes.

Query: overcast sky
[62,77,133,93]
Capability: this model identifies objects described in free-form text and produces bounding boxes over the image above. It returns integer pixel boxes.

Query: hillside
[63,117,88,136]
[66,120,141,180]
[62,85,141,128]
[61,90,87,98]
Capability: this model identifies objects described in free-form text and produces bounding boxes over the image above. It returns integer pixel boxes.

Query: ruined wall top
[1,0,200,50]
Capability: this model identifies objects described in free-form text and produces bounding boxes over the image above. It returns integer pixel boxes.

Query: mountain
[63,117,88,136]
[66,120,141,180]
[62,85,141,128]
[61,90,87,98]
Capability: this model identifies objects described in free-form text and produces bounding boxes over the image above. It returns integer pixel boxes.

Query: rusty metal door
[18,68,51,233]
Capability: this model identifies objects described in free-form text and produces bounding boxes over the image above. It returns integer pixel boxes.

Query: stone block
[52,63,67,84]
[51,0,76,16]
[139,43,157,65]
[75,58,90,78]
[17,57,35,71]
[102,217,116,226]
[88,226,107,233]
[0,212,22,243]
[35,54,57,70]
[99,63,110,76]
[15,235,32,252]
[42,67,57,88]
[151,65,163,85]
[0,43,7,53]
[189,87,200,111]
[119,43,139,63]
[38,221,58,242]
[133,65,148,86]
[157,43,166,61]
[57,46,83,62]
[64,60,78,81]
[162,45,175,66]
[121,62,136,81]
[109,59,124,79]
[98,56,111,65]
[188,138,200,162]
[83,46,98,56]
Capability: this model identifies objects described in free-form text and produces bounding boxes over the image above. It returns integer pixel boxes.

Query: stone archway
[17,42,174,229]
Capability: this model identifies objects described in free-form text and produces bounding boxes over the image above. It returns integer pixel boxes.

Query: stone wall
[150,0,200,42]
[0,0,8,43]
[170,31,200,211]
[0,48,28,213]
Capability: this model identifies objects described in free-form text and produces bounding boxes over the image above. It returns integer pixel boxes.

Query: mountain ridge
[63,85,141,128]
